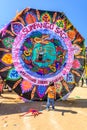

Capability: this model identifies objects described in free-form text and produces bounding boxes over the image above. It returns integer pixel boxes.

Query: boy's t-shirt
[47,86,56,99]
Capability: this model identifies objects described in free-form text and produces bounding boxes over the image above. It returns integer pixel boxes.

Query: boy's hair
[49,82,54,86]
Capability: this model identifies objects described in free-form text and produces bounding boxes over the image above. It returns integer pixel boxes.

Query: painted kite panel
[0,8,85,100]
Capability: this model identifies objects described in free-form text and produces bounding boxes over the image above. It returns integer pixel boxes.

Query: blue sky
[0,0,87,46]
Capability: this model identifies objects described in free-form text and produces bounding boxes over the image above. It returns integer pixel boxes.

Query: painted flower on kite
[41,12,51,22]
[7,68,21,81]
[11,22,24,35]
[67,30,76,41]
[25,13,37,24]
[56,19,65,29]
[1,53,13,65]
[37,85,47,98]
[72,59,81,69]
[2,37,14,49]
[21,80,33,93]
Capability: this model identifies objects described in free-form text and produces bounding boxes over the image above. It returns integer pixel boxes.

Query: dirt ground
[0,86,87,130]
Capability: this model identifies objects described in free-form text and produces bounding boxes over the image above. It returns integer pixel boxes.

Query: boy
[45,82,56,111]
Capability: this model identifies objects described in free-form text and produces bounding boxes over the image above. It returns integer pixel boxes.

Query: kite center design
[12,22,74,85]
[32,42,56,67]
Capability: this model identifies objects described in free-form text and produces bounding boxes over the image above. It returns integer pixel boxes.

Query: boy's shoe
[52,107,55,111]
[46,108,50,111]
[52,108,55,111]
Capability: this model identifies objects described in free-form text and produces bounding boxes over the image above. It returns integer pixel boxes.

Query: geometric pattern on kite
[0,8,85,100]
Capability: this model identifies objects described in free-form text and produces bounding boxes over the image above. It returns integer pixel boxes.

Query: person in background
[81,75,84,87]
[85,65,87,86]
[8,86,12,92]
[0,76,4,96]
[3,80,12,92]
[55,82,62,98]
[86,77,87,86]
[45,82,56,111]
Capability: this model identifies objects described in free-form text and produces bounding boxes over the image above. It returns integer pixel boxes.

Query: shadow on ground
[55,99,87,108]
[0,97,87,116]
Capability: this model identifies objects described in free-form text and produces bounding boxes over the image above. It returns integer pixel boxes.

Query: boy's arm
[54,89,56,99]
[45,88,49,95]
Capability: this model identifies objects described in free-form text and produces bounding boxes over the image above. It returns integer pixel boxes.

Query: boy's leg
[46,98,50,110]
[51,99,55,110]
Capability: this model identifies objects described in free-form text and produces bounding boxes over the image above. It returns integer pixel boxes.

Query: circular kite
[0,8,85,101]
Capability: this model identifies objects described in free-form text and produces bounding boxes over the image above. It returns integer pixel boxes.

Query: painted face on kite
[0,8,85,101]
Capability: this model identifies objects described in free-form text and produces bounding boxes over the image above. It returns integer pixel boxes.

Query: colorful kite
[0,8,85,100]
